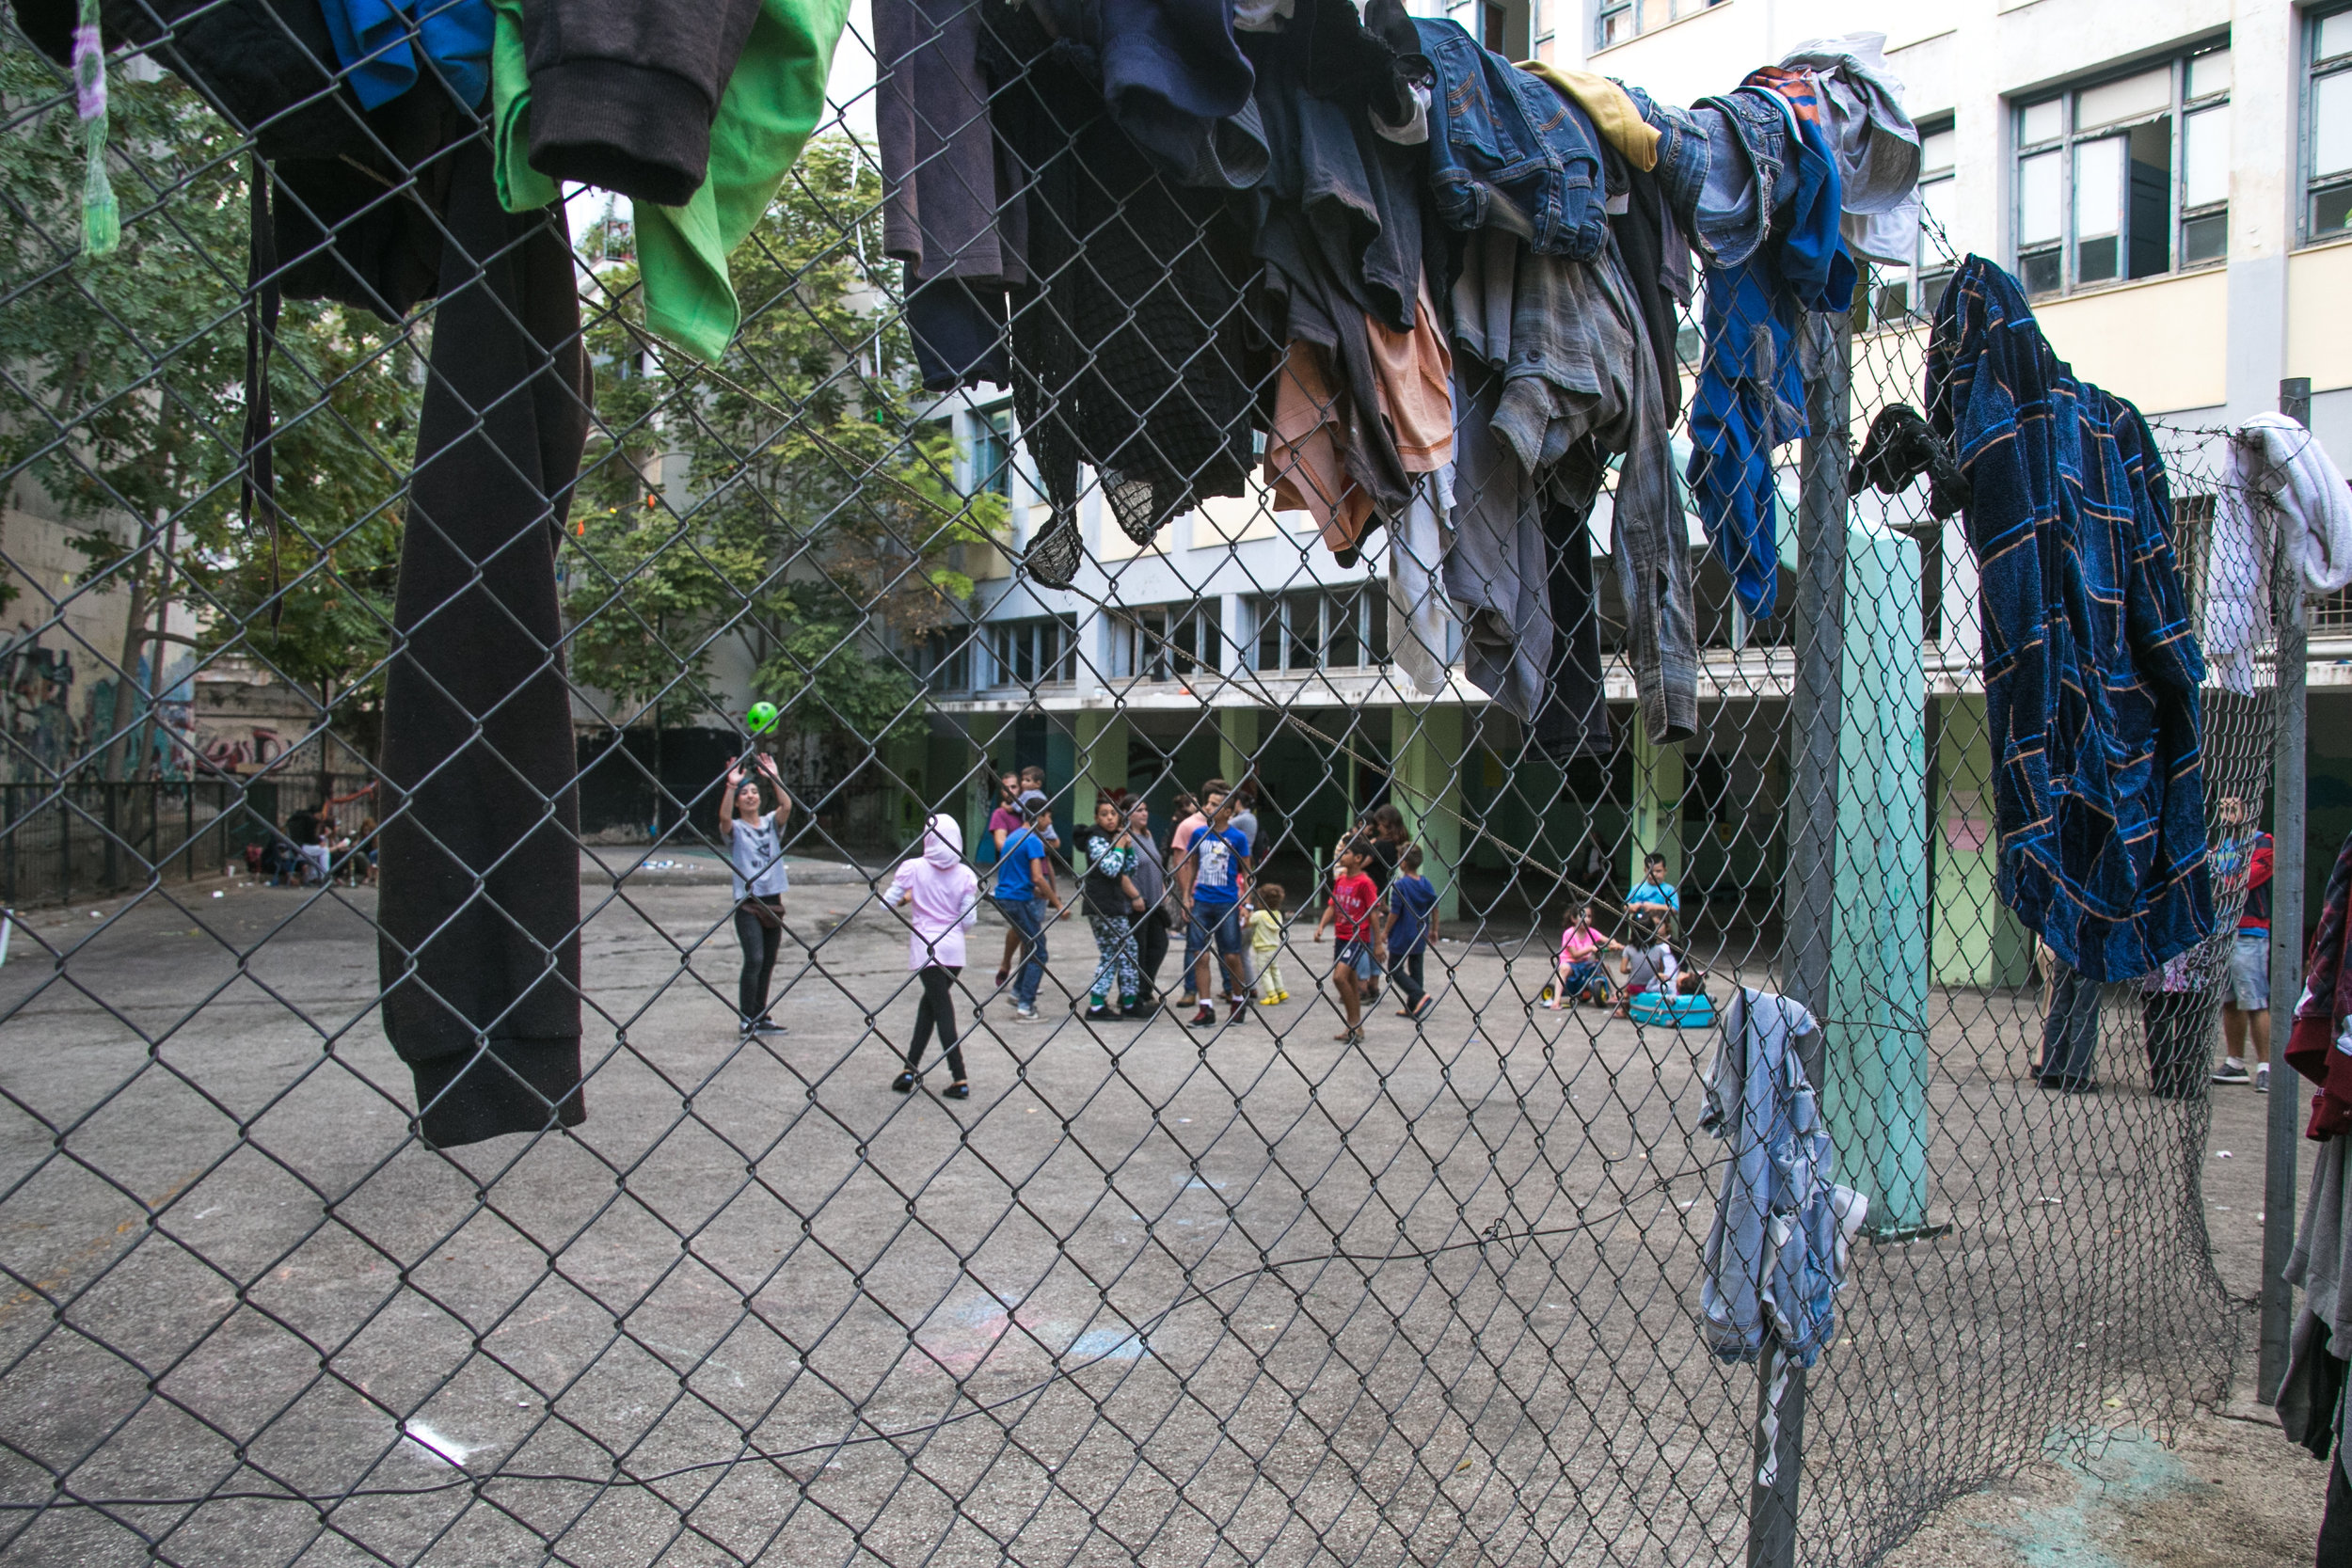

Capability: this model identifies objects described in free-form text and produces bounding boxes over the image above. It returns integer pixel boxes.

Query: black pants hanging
[377,140,591,1148]
[735,897,784,1024]
[908,965,965,1081]
[2321,1449,2352,1566]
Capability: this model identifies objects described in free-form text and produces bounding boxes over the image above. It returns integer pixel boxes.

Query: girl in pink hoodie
[884,814,982,1099]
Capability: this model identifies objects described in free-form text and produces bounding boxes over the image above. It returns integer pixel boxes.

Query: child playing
[1387,846,1438,1020]
[1613,918,1679,1017]
[1315,837,1382,1044]
[1548,904,1619,1009]
[1248,884,1289,1004]
[883,815,981,1099]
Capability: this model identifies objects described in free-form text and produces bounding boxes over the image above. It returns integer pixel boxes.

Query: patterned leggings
[1088,914,1140,1004]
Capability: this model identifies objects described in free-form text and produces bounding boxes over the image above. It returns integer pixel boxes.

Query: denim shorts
[1188,902,1244,959]
[2229,929,2269,1011]
[1335,936,1377,981]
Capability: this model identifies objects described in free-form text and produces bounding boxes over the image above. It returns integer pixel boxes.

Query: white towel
[2208,415,2352,691]
[1388,466,1458,699]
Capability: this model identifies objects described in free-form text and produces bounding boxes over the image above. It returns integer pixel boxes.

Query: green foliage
[564,135,1006,749]
[0,41,420,749]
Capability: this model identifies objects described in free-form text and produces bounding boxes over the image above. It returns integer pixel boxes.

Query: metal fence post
[2259,376,2312,1402]
[1753,301,1854,1568]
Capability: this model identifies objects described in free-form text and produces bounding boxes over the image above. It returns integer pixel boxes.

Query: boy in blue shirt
[1627,852,1680,932]
[1180,785,1253,1028]
[1387,845,1440,1021]
[992,791,1065,1020]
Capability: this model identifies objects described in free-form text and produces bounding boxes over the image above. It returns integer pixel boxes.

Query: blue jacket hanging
[1699,989,1867,1367]
[321,0,494,111]
[1685,95,1855,622]
[1928,256,2215,983]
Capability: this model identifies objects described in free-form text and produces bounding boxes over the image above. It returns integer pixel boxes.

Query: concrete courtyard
[0,862,2280,1566]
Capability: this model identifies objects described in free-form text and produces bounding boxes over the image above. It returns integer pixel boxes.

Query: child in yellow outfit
[1248,883,1289,1003]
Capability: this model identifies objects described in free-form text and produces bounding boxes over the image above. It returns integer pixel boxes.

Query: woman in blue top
[722,753,794,1037]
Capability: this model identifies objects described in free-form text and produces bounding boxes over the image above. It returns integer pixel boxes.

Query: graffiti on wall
[1,639,90,783]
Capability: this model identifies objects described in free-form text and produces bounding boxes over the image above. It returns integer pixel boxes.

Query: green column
[1628,723,1684,888]
[881,728,928,847]
[1073,708,1129,826]
[1824,516,1933,1238]
[1217,706,1260,788]
[1391,704,1463,921]
[1930,693,2033,987]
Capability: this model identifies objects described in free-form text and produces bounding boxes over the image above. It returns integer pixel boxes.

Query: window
[1249,590,1389,673]
[1109,603,1222,682]
[1874,121,1957,322]
[2309,8,2352,239]
[965,403,1013,499]
[920,627,976,693]
[2013,44,2230,296]
[1594,0,1720,50]
[987,616,1076,687]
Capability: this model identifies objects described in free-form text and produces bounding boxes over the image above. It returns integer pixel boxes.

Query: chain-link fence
[0,5,2290,1564]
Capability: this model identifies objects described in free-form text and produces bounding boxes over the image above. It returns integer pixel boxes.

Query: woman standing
[885,814,981,1098]
[722,754,794,1037]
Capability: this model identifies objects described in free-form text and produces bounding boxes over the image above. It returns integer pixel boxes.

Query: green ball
[745,701,779,735]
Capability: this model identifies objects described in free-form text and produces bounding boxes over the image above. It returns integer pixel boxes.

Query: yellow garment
[1520,62,1658,173]
[1248,908,1282,953]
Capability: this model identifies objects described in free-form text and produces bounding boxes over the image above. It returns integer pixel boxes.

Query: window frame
[2011,41,2232,298]
[1109,603,1223,683]
[962,402,1014,500]
[1869,117,1957,325]
[1248,589,1388,674]
[985,615,1077,689]
[2304,4,2352,244]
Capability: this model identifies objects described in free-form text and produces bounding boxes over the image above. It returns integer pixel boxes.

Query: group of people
[249,798,376,887]
[1546,852,1708,1014]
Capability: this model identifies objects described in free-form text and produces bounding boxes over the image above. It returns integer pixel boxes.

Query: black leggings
[735,897,784,1023]
[909,965,965,1082]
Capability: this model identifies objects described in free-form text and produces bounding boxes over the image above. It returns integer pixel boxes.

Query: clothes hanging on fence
[1927,255,2214,985]
[1686,97,1856,622]
[378,138,592,1148]
[1775,34,1920,267]
[1412,16,1608,259]
[1098,0,1268,188]
[1530,462,1613,761]
[1267,287,1452,557]
[2289,826,2352,1139]
[875,0,1025,390]
[983,3,1261,583]
[505,0,763,208]
[1519,63,1657,172]
[489,0,850,364]
[319,0,494,110]
[19,0,469,321]
[1850,403,1968,520]
[2282,1121,2352,1463]
[1387,467,1457,698]
[1698,988,1867,1366]
[2206,412,2352,691]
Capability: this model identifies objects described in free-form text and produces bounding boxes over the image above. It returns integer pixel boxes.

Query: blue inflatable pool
[1629,991,1714,1027]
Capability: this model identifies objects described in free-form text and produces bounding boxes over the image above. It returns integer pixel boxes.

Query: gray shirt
[728,813,790,901]
[1128,831,1167,913]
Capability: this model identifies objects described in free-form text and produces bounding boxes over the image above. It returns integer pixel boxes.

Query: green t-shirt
[489,0,850,363]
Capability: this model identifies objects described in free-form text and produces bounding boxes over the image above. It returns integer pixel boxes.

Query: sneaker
[753,1019,789,1037]
[2212,1060,2251,1085]
[1085,1005,1118,1022]
[1012,1004,1040,1022]
[2256,1063,2271,1093]
[942,1082,970,1101]
[891,1072,916,1094]
[1228,998,1247,1023]
[1191,1006,1217,1029]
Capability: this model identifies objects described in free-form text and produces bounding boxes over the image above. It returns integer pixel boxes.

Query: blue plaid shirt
[1928,257,2215,982]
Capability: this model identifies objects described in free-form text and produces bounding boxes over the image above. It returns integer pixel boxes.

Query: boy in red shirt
[1316,836,1384,1044]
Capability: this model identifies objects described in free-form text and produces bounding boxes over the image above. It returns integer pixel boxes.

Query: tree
[563,135,1006,754]
[0,40,421,775]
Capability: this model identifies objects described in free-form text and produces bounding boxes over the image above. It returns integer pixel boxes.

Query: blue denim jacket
[1928,257,2215,983]
[1699,990,1865,1367]
[1412,18,1606,259]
